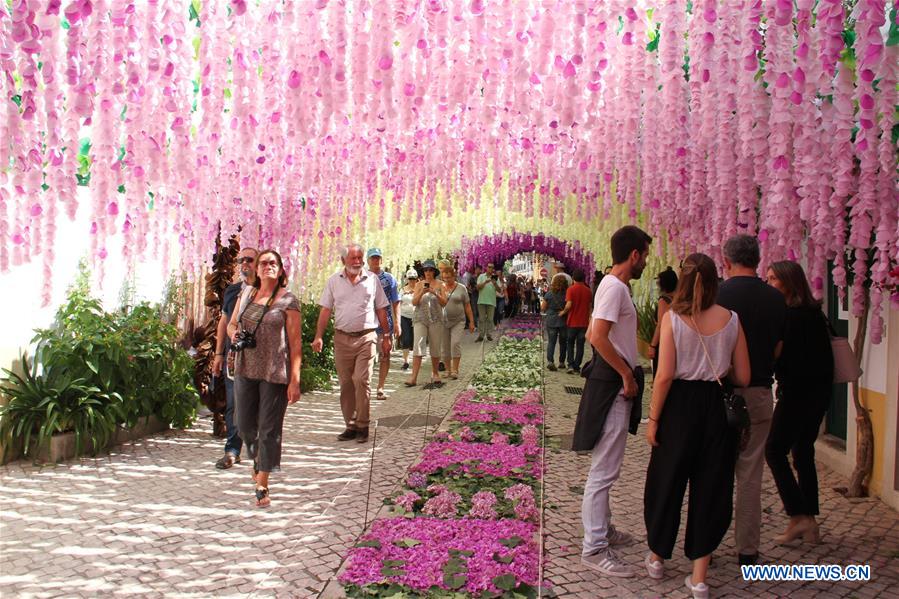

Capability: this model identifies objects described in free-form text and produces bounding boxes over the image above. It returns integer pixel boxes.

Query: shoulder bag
[826,316,862,384]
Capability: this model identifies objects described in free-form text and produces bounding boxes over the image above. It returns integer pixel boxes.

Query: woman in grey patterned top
[227,249,302,508]
[405,260,448,386]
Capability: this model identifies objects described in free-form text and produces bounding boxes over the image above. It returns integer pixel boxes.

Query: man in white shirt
[574,225,652,577]
[312,244,391,443]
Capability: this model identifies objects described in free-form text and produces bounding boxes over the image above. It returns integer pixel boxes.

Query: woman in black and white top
[643,253,750,599]
[398,268,418,371]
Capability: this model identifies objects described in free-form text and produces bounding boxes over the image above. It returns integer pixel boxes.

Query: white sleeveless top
[671,311,739,381]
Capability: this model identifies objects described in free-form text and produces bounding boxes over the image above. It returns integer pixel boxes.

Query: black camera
[491,274,498,280]
[231,330,257,352]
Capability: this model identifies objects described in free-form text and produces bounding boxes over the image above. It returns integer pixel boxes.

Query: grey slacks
[234,375,289,473]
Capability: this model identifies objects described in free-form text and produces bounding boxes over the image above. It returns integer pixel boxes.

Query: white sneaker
[644,553,664,579]
[607,525,634,546]
[684,575,709,599]
[581,548,636,578]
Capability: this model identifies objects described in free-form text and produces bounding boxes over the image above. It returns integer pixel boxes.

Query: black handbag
[692,316,751,433]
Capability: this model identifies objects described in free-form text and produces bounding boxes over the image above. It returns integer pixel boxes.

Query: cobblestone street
[1,338,897,598]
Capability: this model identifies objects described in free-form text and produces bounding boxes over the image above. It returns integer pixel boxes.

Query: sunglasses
[239,257,256,264]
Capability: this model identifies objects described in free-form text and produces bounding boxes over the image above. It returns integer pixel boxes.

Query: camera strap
[238,287,280,338]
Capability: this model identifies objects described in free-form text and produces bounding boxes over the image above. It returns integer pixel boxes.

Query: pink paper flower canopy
[1,1,896,337]
[457,232,596,283]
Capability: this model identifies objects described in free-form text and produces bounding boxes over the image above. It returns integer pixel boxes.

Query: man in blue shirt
[367,248,401,399]
[211,246,258,469]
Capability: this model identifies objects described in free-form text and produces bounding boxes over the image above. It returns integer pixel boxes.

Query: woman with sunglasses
[228,249,302,508]
[405,260,448,386]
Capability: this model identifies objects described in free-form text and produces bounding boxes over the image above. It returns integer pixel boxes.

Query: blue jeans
[566,326,588,370]
[546,326,568,365]
[224,377,243,457]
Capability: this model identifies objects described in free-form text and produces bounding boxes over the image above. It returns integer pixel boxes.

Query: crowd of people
[206,228,836,599]
[573,227,834,599]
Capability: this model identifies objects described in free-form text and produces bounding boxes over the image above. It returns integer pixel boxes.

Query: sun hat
[406,268,419,278]
[421,259,438,270]
[366,247,382,258]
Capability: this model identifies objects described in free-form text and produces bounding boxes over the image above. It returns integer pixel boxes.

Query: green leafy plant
[300,302,335,393]
[28,264,199,431]
[0,355,124,458]
[636,297,658,345]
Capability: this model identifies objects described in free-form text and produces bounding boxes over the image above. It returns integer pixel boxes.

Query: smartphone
[424,282,430,288]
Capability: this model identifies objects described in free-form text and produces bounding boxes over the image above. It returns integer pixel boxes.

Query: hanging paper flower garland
[0,1,895,339]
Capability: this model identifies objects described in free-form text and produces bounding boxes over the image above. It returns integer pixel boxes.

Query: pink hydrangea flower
[406,472,428,488]
[394,491,421,512]
[505,484,539,522]
[422,490,462,518]
[469,490,498,519]
[491,431,510,445]
[520,425,540,447]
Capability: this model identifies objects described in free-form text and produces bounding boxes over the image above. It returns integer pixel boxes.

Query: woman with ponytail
[642,253,750,599]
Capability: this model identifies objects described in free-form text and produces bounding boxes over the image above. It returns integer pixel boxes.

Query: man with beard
[312,244,391,443]
[212,246,258,469]
[572,225,652,577]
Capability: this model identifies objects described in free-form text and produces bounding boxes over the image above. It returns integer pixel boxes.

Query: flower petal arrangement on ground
[341,319,546,598]
[470,338,542,397]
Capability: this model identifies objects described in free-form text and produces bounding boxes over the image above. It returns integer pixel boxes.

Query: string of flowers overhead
[1,1,897,339]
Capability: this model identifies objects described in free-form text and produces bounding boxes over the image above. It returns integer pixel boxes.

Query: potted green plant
[636,297,658,359]
[0,355,124,461]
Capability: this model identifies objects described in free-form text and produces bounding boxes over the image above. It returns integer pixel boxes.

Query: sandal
[255,486,270,508]
[404,381,417,387]
[376,389,387,400]
[215,453,239,470]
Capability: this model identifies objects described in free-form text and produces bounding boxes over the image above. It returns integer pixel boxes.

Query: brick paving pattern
[1,338,897,598]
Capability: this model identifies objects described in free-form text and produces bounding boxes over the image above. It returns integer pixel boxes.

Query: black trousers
[234,375,289,473]
[644,380,738,560]
[765,386,828,516]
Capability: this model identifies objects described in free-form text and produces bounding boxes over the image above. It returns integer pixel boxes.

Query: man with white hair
[312,243,391,443]
[554,261,574,285]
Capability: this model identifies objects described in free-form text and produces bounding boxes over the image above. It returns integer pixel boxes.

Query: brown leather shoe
[337,428,357,441]
[355,428,370,443]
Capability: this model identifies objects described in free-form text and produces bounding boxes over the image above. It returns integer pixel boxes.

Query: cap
[366,247,382,259]
[406,268,419,279]
[421,259,437,270]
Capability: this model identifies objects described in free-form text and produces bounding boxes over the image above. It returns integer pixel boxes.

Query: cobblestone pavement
[541,359,899,598]
[1,337,898,598]
[0,336,493,598]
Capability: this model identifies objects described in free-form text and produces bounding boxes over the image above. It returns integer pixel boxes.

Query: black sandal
[255,486,270,508]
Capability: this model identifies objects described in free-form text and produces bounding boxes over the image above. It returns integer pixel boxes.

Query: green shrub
[0,355,124,458]
[636,297,658,345]
[300,303,335,392]
[22,272,198,431]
